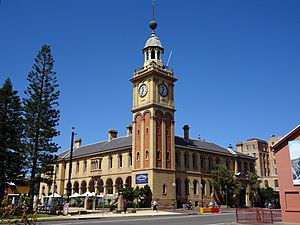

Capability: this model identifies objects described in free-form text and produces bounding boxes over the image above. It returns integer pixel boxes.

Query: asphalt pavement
[37,213,236,225]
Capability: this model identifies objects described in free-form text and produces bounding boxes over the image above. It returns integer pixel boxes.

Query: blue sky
[1,0,299,152]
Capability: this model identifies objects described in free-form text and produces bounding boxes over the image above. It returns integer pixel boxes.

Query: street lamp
[172,182,176,212]
[67,127,75,202]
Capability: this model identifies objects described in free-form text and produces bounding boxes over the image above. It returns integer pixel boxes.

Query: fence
[236,208,282,224]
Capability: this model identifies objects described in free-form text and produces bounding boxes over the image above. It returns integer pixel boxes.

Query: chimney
[127,125,132,136]
[183,124,190,141]
[74,138,82,148]
[108,129,118,141]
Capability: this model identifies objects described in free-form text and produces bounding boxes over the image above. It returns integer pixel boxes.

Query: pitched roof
[60,136,132,160]
[175,136,253,159]
[272,124,300,152]
[58,135,253,160]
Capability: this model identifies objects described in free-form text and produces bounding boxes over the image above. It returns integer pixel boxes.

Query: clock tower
[130,8,177,206]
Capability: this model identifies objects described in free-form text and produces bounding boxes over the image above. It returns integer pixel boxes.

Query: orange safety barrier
[200,207,220,214]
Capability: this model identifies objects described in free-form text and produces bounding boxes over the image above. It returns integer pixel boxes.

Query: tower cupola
[143,1,164,67]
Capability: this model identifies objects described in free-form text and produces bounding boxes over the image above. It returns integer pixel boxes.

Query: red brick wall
[165,113,172,169]
[144,112,150,168]
[135,114,141,169]
[155,111,162,168]
[275,132,300,223]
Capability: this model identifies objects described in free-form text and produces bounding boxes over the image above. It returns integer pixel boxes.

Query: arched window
[157,51,160,60]
[192,154,197,169]
[226,160,230,170]
[145,151,149,160]
[76,161,80,173]
[137,152,140,161]
[244,161,248,173]
[163,184,167,194]
[129,153,132,166]
[208,157,213,171]
[176,179,181,196]
[119,155,123,168]
[264,180,269,188]
[193,180,198,195]
[238,160,242,172]
[184,153,189,168]
[216,157,220,166]
[151,50,155,59]
[109,156,113,168]
[185,180,189,195]
[99,158,102,169]
[156,150,160,160]
[84,160,87,172]
[175,152,180,167]
[200,156,205,170]
[274,179,279,188]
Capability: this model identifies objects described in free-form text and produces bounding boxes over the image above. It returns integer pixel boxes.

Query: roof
[175,136,253,159]
[60,136,132,160]
[144,33,163,49]
[272,124,300,152]
[58,135,253,160]
[246,138,267,143]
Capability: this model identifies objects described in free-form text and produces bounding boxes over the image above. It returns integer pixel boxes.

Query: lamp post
[67,127,75,202]
[172,182,176,212]
[225,184,228,208]
[200,183,203,207]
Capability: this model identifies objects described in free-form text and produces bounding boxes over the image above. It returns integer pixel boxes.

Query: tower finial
[152,0,155,21]
[149,0,157,33]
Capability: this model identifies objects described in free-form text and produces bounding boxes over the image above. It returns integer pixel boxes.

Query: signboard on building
[136,174,148,184]
[288,140,300,185]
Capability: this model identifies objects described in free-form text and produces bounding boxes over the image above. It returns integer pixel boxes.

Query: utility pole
[67,127,75,202]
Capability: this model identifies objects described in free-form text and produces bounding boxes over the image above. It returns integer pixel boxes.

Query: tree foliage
[120,185,152,208]
[246,171,261,205]
[210,165,243,206]
[23,45,60,206]
[0,78,25,203]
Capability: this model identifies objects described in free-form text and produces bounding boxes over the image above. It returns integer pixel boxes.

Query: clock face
[159,84,168,97]
[139,84,148,97]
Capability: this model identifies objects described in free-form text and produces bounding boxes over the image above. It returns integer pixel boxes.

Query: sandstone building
[40,8,255,208]
[236,136,280,191]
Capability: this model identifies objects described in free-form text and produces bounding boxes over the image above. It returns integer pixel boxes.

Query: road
[38,213,236,225]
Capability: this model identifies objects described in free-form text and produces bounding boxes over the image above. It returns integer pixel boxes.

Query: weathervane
[149,0,157,34]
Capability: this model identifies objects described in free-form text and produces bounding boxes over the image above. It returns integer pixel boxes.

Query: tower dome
[144,33,163,49]
[143,19,164,67]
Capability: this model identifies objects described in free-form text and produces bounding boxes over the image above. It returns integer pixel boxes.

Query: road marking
[47,213,235,225]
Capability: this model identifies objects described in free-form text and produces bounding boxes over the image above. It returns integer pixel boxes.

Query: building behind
[236,136,280,191]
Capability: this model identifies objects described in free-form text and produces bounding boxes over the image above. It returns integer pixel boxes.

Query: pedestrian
[123,199,128,214]
[152,200,158,212]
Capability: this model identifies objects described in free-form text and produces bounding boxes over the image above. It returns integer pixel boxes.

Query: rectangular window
[274,159,276,166]
[252,145,256,150]
[274,168,277,176]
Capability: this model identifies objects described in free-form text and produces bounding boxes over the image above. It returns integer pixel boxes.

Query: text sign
[136,174,148,184]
